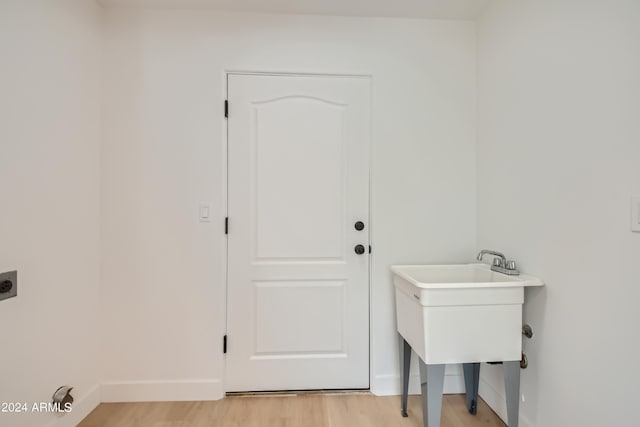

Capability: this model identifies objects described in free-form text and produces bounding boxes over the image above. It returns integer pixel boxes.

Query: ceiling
[97,0,491,20]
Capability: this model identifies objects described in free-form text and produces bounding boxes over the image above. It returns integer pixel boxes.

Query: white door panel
[226,73,370,391]
[254,97,345,260]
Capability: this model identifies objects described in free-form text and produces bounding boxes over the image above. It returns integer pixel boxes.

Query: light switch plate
[632,196,640,232]
[0,270,17,302]
[199,202,212,223]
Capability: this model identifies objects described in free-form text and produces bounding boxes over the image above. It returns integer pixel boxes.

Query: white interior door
[226,73,370,391]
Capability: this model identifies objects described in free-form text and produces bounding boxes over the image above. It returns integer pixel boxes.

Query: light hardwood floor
[78,393,506,427]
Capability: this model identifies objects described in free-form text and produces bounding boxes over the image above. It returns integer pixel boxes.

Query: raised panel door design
[252,97,346,261]
[253,280,346,357]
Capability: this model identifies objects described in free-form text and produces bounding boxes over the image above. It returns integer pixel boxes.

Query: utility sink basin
[392,263,543,365]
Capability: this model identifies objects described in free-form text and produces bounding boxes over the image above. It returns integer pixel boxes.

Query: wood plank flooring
[78,393,506,427]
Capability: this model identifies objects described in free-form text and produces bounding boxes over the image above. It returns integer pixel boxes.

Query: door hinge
[369,245,372,254]
[225,217,228,234]
[223,335,227,354]
[224,100,228,118]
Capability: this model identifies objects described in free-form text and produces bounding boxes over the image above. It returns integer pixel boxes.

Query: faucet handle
[492,257,504,268]
[505,260,517,271]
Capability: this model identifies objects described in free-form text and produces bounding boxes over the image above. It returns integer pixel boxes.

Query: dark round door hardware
[354,221,365,231]
[354,244,366,255]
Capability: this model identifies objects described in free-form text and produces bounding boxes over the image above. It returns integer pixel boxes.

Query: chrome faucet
[476,249,520,276]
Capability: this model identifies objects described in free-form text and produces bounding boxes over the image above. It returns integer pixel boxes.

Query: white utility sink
[392,263,543,365]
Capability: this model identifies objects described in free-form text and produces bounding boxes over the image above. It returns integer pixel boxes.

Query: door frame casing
[221,70,373,392]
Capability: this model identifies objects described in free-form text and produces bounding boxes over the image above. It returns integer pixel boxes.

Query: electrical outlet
[0,271,17,302]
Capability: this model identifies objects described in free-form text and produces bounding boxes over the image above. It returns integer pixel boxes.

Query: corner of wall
[479,375,533,427]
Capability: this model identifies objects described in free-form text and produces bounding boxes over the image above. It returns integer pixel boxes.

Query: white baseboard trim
[46,384,101,427]
[371,373,465,396]
[479,377,533,427]
[101,379,224,403]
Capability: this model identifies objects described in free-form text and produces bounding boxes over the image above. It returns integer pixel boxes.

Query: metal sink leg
[419,360,445,427]
[400,336,411,417]
[463,363,480,415]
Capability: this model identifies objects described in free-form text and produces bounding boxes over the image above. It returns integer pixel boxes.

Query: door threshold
[226,389,371,398]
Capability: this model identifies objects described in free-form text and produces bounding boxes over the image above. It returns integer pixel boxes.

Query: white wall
[0,1,103,427]
[476,1,640,426]
[100,9,477,399]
